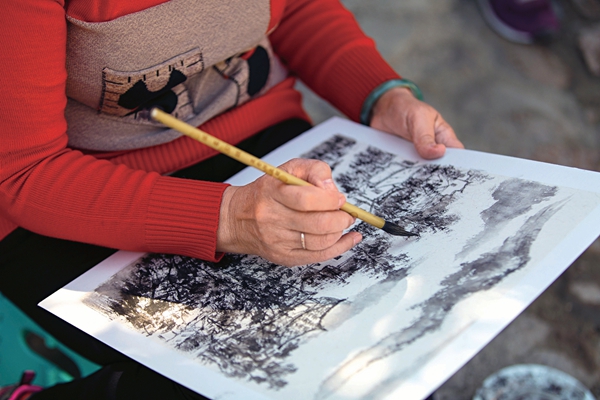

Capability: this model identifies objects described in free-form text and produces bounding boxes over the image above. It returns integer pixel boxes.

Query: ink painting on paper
[41,118,600,400]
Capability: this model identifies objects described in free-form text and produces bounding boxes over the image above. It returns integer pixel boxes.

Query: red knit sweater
[0,0,400,261]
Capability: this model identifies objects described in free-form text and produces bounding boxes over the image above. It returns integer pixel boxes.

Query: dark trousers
[0,119,311,400]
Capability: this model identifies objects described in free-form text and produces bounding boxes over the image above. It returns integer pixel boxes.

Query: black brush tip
[381,221,419,237]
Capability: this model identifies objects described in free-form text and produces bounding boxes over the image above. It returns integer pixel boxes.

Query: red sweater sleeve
[0,0,226,261]
[270,0,401,122]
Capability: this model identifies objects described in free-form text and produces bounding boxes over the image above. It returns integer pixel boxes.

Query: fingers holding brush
[290,230,360,265]
[216,159,362,266]
[294,229,360,252]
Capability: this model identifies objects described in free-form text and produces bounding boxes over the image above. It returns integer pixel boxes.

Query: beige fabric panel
[63,0,288,151]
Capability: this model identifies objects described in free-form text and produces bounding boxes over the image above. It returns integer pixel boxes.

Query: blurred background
[299,0,600,398]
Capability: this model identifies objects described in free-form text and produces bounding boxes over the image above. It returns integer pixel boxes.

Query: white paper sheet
[40,117,600,400]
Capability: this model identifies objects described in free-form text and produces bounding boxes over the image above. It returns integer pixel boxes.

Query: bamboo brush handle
[150,108,386,229]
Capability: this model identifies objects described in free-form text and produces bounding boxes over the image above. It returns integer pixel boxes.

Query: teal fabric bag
[0,292,100,387]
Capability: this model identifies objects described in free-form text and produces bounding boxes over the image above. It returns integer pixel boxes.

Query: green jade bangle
[359,78,424,125]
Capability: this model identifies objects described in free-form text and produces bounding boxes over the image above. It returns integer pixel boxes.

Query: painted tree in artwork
[88,252,345,388]
[330,143,487,237]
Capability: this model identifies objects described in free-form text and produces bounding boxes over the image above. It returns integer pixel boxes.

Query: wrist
[216,186,238,253]
[360,78,424,125]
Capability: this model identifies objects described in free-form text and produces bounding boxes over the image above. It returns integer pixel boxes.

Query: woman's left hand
[369,86,464,159]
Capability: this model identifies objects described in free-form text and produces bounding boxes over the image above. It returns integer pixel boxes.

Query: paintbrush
[149,108,417,237]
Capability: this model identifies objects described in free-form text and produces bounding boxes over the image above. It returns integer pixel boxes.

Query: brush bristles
[381,221,419,237]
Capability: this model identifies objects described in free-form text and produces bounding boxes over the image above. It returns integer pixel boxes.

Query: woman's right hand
[216,158,362,267]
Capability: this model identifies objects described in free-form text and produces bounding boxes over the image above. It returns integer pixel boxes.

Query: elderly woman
[0,0,462,398]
